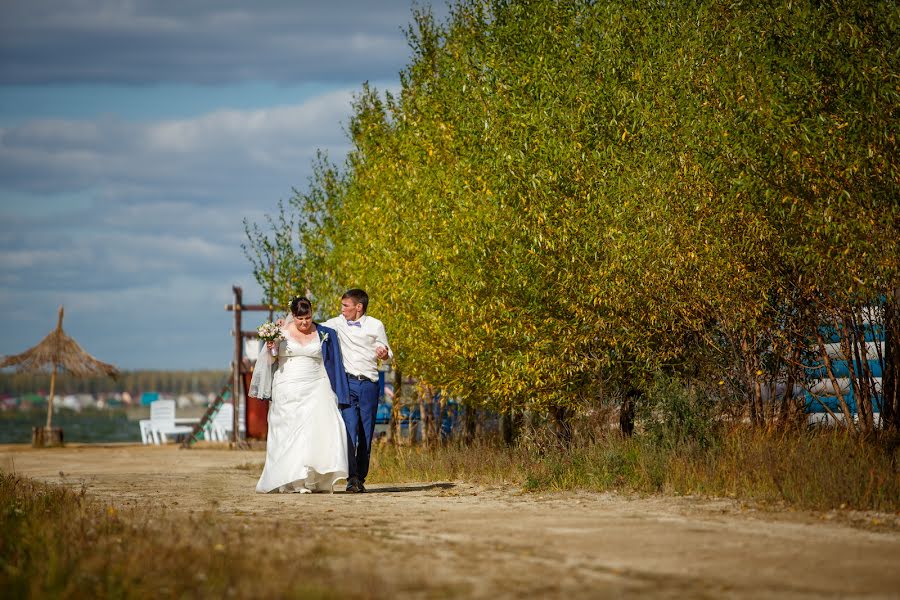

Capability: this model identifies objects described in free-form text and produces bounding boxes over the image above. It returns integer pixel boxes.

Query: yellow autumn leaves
[246,0,898,415]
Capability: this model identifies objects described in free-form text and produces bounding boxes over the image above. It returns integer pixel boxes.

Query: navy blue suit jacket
[317,324,350,407]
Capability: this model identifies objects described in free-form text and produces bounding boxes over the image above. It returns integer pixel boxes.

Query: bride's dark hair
[290,296,312,317]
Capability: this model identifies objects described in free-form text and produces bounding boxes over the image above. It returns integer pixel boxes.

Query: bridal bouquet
[257,321,284,357]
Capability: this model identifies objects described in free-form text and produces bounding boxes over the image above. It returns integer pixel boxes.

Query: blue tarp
[805,315,884,414]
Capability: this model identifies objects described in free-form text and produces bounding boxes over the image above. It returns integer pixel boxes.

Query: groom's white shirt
[323,314,392,382]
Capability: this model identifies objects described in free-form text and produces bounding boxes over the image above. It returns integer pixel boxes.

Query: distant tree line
[245,0,898,439]
[0,370,230,397]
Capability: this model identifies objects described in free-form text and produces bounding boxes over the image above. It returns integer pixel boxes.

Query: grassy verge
[0,474,442,599]
[369,427,900,512]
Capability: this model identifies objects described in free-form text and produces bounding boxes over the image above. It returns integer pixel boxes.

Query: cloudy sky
[0,0,445,371]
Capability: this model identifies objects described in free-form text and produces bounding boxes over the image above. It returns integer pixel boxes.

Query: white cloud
[145,89,354,158]
[0,1,424,369]
[0,88,356,196]
[0,1,443,84]
[0,86,370,367]
[0,273,264,369]
[2,246,92,269]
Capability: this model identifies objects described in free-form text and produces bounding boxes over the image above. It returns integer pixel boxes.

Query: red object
[243,370,269,440]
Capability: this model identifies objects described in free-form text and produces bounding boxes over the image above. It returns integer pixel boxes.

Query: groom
[325,288,392,493]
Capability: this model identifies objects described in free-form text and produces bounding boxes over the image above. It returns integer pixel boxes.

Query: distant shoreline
[0,369,230,398]
[0,409,206,445]
[0,405,210,420]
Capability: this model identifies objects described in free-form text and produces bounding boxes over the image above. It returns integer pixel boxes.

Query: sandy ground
[2,443,900,599]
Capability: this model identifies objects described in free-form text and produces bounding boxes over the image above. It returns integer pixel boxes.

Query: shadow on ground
[364,482,456,494]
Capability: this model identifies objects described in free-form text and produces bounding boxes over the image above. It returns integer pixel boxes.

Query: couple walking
[250,288,391,494]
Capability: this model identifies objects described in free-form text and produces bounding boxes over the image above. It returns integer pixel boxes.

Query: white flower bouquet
[257,321,284,356]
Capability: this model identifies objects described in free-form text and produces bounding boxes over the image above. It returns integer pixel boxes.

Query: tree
[246,0,899,436]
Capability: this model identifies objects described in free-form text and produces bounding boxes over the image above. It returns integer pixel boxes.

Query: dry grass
[368,428,900,512]
[0,474,448,599]
[369,440,525,487]
[3,429,897,598]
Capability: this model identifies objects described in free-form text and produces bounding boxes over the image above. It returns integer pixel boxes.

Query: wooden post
[268,257,275,323]
[45,306,65,430]
[38,368,66,446]
[224,291,283,446]
[46,365,57,430]
[35,306,67,447]
[32,426,63,448]
[232,286,243,445]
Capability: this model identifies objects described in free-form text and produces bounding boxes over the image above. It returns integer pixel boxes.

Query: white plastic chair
[147,399,193,444]
[208,403,234,442]
[139,419,154,444]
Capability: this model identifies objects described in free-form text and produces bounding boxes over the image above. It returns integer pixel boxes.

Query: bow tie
[346,320,361,328]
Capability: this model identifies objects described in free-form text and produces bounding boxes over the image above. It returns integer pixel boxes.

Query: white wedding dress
[256,337,349,493]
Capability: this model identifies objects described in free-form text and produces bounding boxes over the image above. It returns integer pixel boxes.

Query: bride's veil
[248,313,291,400]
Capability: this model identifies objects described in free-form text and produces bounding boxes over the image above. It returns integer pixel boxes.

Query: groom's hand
[375,346,389,360]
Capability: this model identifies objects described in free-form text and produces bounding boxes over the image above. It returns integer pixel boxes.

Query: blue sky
[0,0,446,370]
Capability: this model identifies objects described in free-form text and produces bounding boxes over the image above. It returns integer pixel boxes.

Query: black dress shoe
[346,479,360,493]
[357,481,366,493]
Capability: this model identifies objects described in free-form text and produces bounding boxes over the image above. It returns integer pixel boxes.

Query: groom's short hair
[342,288,369,314]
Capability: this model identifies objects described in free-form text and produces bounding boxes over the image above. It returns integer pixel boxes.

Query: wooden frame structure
[224,285,277,445]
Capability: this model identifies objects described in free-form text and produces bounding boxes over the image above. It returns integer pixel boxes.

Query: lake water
[0,411,140,444]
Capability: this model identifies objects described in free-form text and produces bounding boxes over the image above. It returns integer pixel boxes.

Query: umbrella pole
[45,307,63,432]
[46,365,57,430]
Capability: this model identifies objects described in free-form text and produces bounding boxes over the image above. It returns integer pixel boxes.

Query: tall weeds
[369,429,900,512]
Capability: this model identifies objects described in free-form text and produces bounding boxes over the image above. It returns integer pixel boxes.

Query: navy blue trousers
[340,377,379,483]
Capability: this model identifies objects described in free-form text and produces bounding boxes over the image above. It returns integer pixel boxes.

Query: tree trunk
[549,404,573,446]
[619,389,637,437]
[816,328,855,430]
[500,409,519,446]
[437,392,447,444]
[462,403,477,446]
[753,377,764,427]
[740,333,763,426]
[421,385,437,448]
[882,288,899,431]
[388,369,402,445]
[416,386,427,447]
[848,309,876,433]
[778,346,801,426]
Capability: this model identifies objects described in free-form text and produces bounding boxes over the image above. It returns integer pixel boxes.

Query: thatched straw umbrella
[1,306,118,447]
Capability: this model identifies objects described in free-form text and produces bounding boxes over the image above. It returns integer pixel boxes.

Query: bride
[250,296,349,493]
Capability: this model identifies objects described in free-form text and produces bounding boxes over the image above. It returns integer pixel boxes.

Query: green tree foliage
[247,0,899,427]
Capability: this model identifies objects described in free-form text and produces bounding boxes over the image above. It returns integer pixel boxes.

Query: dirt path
[3,444,899,599]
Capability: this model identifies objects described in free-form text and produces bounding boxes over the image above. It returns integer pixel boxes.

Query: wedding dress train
[256,337,348,493]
